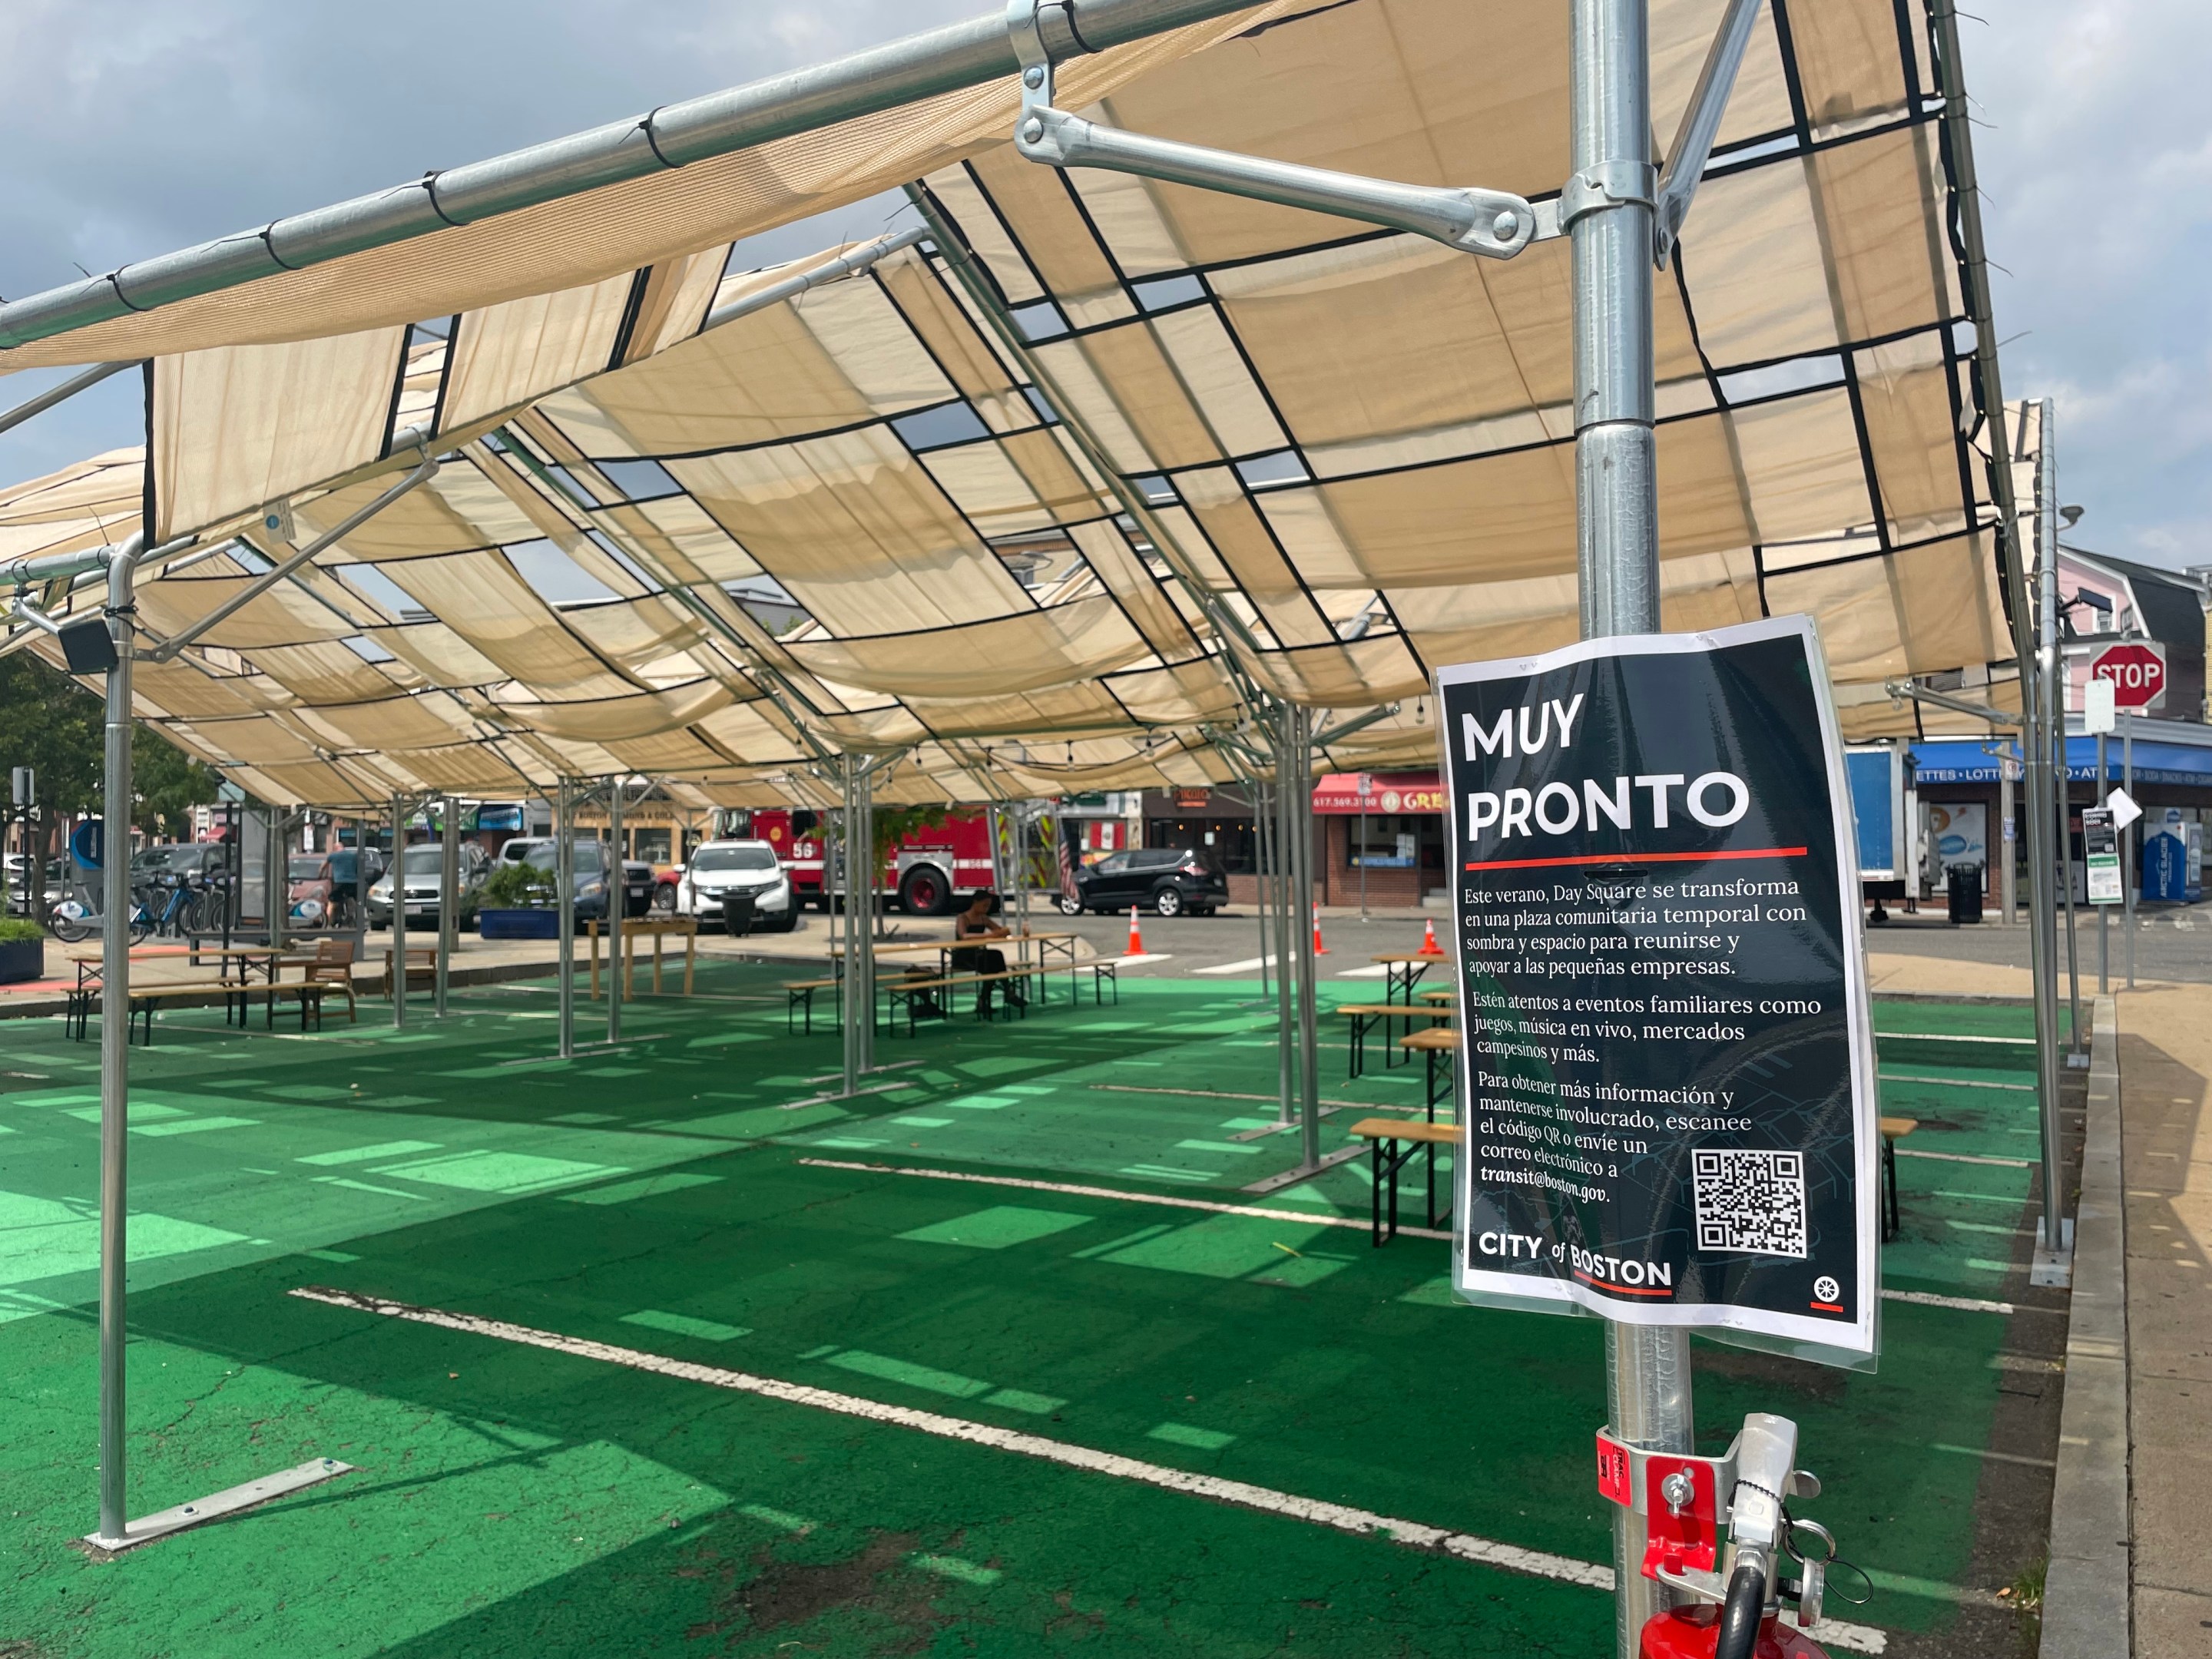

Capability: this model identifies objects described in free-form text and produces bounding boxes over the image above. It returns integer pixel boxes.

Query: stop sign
[2088,641,2167,710]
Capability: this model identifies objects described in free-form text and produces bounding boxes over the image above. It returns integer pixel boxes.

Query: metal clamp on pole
[1006,0,1538,260]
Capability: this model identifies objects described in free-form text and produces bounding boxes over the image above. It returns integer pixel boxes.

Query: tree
[0,651,221,837]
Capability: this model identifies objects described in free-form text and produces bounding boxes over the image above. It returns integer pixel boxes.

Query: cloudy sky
[1,0,2203,571]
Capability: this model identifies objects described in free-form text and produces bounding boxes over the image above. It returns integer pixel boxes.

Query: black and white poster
[1441,616,1877,1361]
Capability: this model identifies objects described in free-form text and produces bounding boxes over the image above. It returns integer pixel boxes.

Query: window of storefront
[1145,818,1257,874]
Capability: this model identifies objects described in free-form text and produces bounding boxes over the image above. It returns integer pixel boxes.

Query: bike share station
[0,0,2095,1653]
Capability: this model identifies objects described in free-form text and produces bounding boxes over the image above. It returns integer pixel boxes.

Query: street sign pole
[2124,716,2136,988]
[2095,733,2108,992]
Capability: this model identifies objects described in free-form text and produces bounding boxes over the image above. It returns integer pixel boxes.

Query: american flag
[1055,815,1079,901]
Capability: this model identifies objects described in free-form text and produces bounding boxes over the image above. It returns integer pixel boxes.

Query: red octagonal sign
[2088,641,2167,710]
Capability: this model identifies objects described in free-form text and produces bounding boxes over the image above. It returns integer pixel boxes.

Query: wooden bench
[70,980,326,1045]
[1336,1002,1455,1078]
[1346,1117,1459,1245]
[383,945,437,998]
[1879,1115,1918,1242]
[883,967,1038,1037]
[1399,1026,1460,1118]
[785,977,840,1035]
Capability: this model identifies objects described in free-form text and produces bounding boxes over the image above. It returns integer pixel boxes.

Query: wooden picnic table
[1369,952,1449,1005]
[831,930,1084,1002]
[588,915,698,999]
[68,943,320,1031]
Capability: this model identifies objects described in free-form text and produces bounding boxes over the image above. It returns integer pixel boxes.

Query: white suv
[673,839,797,932]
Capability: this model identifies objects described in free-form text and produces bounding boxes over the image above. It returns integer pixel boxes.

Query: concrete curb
[2038,992,2130,1657]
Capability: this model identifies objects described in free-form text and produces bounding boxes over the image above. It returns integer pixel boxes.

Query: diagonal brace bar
[1009,2,1535,260]
[1651,0,1764,268]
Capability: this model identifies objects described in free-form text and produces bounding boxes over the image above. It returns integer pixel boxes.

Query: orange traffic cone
[1311,909,1330,955]
[1419,917,1443,955]
[1127,905,1145,955]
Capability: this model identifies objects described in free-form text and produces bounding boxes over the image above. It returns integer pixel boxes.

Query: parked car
[3,855,65,918]
[286,849,382,926]
[130,842,229,882]
[366,841,491,929]
[667,839,798,932]
[488,836,648,926]
[1059,847,1229,917]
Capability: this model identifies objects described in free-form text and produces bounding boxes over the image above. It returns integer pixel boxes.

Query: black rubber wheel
[1153,886,1184,918]
[651,884,677,912]
[1055,894,1084,916]
[899,866,953,917]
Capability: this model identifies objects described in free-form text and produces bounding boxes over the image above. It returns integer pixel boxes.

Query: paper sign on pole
[2083,808,2121,904]
[2107,789,2143,832]
[1439,616,1878,1365]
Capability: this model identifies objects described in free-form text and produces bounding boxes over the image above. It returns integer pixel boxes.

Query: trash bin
[1946,862,1984,926]
[720,891,757,937]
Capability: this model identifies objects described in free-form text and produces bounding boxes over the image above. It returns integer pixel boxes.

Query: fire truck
[740,807,1002,916]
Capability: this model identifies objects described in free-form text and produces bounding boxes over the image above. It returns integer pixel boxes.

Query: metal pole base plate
[1241,1142,1366,1194]
[81,1457,353,1554]
[2030,1215,2076,1288]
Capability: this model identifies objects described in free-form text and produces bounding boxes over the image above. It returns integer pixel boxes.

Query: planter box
[0,937,45,985]
[478,907,559,940]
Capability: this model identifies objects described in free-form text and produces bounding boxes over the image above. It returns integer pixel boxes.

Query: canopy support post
[92,532,146,1549]
[1566,4,1695,1653]
[2033,399,2075,1281]
[607,777,624,1047]
[389,795,409,1030]
[436,794,457,1018]
[557,782,576,1060]
[82,524,349,1552]
[1930,0,2065,1286]
[1287,704,1321,1172]
[1272,710,1296,1128]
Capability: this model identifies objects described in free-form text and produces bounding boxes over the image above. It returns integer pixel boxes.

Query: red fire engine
[742,807,1003,916]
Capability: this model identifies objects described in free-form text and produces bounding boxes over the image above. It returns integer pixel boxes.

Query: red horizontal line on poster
[1464,846,1807,873]
[1572,1272,1675,1298]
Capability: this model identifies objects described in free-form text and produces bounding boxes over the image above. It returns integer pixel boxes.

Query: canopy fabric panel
[0,7,1299,373]
[0,0,2025,808]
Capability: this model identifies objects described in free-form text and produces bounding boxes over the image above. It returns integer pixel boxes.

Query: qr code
[1693,1150,1808,1258]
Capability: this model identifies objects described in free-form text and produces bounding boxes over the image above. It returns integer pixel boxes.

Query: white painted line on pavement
[286,1285,1884,1650]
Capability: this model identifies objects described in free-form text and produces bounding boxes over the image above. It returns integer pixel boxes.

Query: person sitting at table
[951,889,1022,1015]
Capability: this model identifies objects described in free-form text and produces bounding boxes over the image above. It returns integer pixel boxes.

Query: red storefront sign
[1310,771,1445,814]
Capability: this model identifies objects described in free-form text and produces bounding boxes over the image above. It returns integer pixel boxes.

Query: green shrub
[481,861,555,909]
[0,917,45,945]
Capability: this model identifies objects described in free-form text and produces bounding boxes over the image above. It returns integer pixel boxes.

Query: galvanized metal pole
[1273,710,1296,1128]
[2124,717,2136,988]
[2034,399,2070,1260]
[94,533,146,1548]
[839,759,859,1098]
[607,780,624,1044]
[1569,3,1691,1650]
[1290,706,1322,1171]
[436,795,457,1017]
[857,764,876,1075]
[390,796,409,1030]
[1253,775,1272,999]
[556,783,576,1059]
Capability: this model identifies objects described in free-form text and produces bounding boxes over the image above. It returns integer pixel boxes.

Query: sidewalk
[2114,985,2212,1654]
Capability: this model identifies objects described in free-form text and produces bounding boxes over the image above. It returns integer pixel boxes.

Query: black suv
[1059,847,1228,917]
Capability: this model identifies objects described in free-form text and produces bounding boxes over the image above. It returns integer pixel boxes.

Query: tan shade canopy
[0,0,2021,807]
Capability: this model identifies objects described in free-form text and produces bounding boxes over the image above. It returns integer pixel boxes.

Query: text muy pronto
[1458,696,1750,846]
